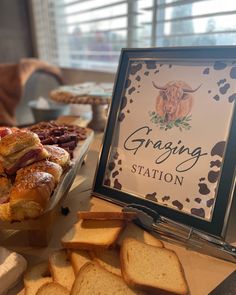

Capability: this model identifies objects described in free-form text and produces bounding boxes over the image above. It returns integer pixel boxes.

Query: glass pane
[64,4,127,24]
[158,32,236,46]
[164,1,236,20]
[136,0,153,47]
[155,0,236,46]
[63,0,125,14]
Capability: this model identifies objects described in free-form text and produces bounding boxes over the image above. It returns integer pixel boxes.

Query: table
[2,128,236,295]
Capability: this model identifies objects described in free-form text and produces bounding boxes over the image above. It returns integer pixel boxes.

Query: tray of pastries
[0,121,94,227]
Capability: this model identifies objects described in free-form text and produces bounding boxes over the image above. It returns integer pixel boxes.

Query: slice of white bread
[36,282,69,295]
[70,262,145,295]
[69,249,92,275]
[77,211,137,221]
[24,261,52,295]
[0,247,27,295]
[61,219,124,250]
[90,248,121,276]
[117,222,164,248]
[49,249,75,291]
[120,238,189,295]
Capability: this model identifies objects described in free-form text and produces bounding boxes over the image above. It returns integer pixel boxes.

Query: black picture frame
[93,46,236,238]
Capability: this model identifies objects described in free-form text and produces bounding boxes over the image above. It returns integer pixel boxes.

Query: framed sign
[93,47,236,238]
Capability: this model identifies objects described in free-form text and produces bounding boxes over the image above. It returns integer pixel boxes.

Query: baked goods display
[16,160,63,184]
[0,130,49,175]
[0,121,89,222]
[50,83,112,105]
[44,145,70,168]
[21,211,188,295]
[10,172,55,221]
[28,120,87,158]
[0,175,12,204]
[0,126,18,139]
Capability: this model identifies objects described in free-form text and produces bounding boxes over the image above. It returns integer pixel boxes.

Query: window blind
[32,0,236,72]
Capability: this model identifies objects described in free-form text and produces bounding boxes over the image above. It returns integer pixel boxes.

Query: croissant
[9,172,55,221]
[16,160,63,184]
[0,130,49,175]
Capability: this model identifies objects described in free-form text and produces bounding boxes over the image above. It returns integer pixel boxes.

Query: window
[32,0,236,73]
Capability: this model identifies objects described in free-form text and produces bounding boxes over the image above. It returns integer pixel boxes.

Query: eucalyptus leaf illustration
[149,111,192,131]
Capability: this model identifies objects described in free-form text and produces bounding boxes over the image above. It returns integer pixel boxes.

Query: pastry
[28,120,87,158]
[0,130,49,175]
[9,171,55,221]
[0,202,11,221]
[44,145,70,169]
[16,160,63,184]
[0,176,12,204]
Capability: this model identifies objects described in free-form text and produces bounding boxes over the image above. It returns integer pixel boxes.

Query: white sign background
[104,59,236,221]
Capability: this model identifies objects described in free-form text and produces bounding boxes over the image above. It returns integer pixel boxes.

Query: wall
[0,0,33,63]
[62,68,115,85]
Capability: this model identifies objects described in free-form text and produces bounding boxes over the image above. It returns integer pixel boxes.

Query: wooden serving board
[0,128,94,245]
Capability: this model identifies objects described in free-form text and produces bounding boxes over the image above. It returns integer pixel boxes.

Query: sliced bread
[36,282,69,295]
[77,211,137,221]
[49,249,75,291]
[70,262,145,295]
[120,238,189,295]
[24,261,52,295]
[69,249,92,275]
[90,248,121,276]
[117,222,164,248]
[61,219,124,250]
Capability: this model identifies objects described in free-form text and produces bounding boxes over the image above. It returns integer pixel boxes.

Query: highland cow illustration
[152,81,201,123]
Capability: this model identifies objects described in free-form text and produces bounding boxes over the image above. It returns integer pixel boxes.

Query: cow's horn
[152,81,167,90]
[183,84,202,93]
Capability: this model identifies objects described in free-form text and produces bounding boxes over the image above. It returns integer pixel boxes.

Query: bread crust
[10,172,55,220]
[0,130,40,156]
[16,160,62,184]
